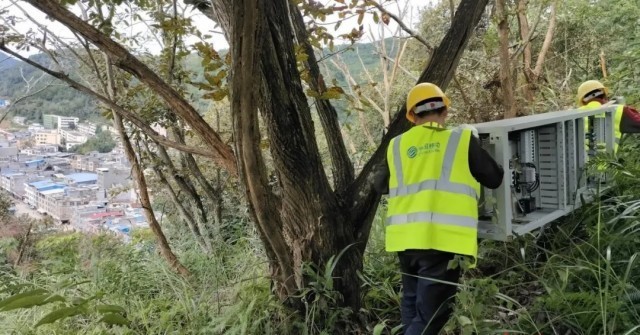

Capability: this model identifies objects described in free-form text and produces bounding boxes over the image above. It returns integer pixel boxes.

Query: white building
[58,129,88,149]
[42,185,99,223]
[35,130,59,145]
[78,122,97,136]
[0,172,27,198]
[28,123,45,133]
[96,167,130,189]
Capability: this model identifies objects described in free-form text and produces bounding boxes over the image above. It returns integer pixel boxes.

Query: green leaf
[99,313,130,327]
[373,322,386,335]
[0,289,48,310]
[457,315,472,326]
[1,294,51,311]
[43,295,66,304]
[35,306,84,327]
[96,304,126,315]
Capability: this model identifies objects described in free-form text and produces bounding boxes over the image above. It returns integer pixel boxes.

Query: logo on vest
[407,146,418,158]
[407,142,441,158]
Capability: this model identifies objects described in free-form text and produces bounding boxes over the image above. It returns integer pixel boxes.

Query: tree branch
[368,0,433,52]
[24,0,236,175]
[533,0,556,76]
[0,43,221,160]
[288,1,354,191]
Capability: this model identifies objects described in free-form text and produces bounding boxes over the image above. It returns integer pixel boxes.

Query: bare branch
[533,0,556,76]
[367,0,433,51]
[24,0,236,175]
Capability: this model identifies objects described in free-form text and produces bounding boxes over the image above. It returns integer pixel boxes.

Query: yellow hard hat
[406,83,451,123]
[576,80,609,106]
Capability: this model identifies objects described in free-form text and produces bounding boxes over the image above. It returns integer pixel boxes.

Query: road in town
[13,200,42,220]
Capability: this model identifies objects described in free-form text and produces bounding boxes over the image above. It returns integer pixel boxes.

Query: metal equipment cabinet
[473,104,619,241]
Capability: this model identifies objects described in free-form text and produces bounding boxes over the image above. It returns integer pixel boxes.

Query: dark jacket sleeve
[619,105,640,133]
[373,159,390,195]
[468,136,504,189]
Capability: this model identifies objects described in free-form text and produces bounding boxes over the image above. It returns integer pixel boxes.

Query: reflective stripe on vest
[387,211,476,228]
[581,102,623,153]
[387,129,477,228]
[389,129,478,199]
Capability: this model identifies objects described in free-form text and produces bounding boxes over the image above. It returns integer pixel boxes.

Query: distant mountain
[0,39,392,124]
[0,51,98,124]
[0,51,20,71]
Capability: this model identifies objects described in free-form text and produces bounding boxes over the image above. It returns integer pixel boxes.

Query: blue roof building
[24,159,45,168]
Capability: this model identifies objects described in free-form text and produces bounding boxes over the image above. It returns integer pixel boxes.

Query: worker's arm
[468,136,504,189]
[619,105,640,133]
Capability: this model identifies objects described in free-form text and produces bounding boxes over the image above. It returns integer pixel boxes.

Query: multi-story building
[43,114,79,130]
[58,129,88,149]
[71,152,106,172]
[78,122,97,136]
[24,180,64,208]
[34,130,59,145]
[28,123,45,132]
[43,185,99,223]
[0,172,31,198]
[96,167,130,189]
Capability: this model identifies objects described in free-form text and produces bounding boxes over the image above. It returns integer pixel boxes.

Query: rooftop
[90,211,124,219]
[40,188,65,196]
[28,180,54,188]
[66,173,98,184]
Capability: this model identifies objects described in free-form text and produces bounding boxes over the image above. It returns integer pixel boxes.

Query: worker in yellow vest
[374,83,503,335]
[576,80,640,155]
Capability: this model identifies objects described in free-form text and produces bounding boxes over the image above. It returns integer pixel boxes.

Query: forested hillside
[0,51,97,122]
[0,41,385,124]
[1,0,640,334]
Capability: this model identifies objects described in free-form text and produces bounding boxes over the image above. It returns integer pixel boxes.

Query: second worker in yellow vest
[575,80,640,155]
[374,83,504,335]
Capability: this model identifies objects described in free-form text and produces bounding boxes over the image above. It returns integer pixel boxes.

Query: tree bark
[516,0,535,102]
[288,1,354,190]
[496,0,517,118]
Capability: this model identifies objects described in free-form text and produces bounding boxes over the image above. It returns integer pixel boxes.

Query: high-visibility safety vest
[385,123,481,259]
[580,101,623,154]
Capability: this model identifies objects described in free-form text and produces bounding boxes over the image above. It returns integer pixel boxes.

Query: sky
[2,0,432,55]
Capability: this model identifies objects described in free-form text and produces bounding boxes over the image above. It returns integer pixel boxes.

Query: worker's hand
[457,124,479,138]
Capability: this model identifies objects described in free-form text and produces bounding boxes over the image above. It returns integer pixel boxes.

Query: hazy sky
[2,0,432,54]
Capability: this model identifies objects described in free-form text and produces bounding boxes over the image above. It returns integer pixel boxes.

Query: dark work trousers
[398,249,461,335]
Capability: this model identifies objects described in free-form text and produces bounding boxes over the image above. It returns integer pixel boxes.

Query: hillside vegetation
[0,41,384,124]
